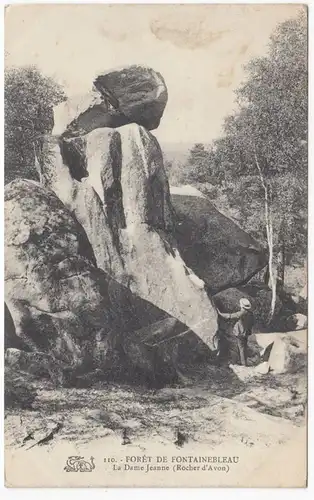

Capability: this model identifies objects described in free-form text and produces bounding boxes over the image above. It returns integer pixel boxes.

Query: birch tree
[209,10,307,321]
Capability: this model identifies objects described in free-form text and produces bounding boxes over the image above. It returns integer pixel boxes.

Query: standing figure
[216,298,254,366]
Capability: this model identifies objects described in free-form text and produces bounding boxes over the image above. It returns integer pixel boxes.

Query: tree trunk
[267,213,277,323]
[253,152,277,323]
[277,239,285,291]
[33,142,43,184]
[264,265,270,285]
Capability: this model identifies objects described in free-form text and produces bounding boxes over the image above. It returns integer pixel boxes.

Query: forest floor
[4,331,307,453]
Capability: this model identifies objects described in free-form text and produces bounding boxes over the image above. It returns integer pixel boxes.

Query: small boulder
[300,284,307,300]
[255,361,270,375]
[229,362,269,381]
[5,348,65,386]
[267,332,307,374]
[4,366,38,410]
[267,338,291,374]
[285,313,307,331]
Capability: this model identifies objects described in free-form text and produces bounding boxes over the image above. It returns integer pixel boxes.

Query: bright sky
[5,3,302,144]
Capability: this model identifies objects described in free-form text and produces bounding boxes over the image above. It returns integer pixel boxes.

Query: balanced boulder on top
[94,65,168,131]
[52,65,168,138]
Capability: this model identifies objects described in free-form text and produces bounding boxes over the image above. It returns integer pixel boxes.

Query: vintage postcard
[4,3,308,488]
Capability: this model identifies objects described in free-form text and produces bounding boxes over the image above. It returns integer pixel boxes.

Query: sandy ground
[5,335,307,449]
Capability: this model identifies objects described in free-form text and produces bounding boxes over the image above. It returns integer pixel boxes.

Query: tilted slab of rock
[43,123,218,348]
[52,65,167,139]
[123,317,211,387]
[5,179,212,386]
[170,191,267,293]
[53,91,131,139]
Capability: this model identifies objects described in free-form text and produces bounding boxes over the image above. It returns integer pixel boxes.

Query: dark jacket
[218,309,254,338]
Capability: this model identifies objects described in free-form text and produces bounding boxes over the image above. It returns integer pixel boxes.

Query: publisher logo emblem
[64,456,95,472]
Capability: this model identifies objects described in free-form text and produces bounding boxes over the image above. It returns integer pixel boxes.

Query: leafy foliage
[169,10,307,272]
[183,143,211,184]
[220,10,307,264]
[4,66,66,183]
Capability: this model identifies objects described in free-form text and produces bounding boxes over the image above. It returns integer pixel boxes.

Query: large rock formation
[4,179,212,386]
[5,65,269,386]
[42,123,218,348]
[170,189,267,293]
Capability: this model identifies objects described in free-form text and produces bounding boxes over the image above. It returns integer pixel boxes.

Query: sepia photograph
[3,2,308,488]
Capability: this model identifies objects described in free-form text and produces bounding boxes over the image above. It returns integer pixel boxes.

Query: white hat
[240,298,251,310]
